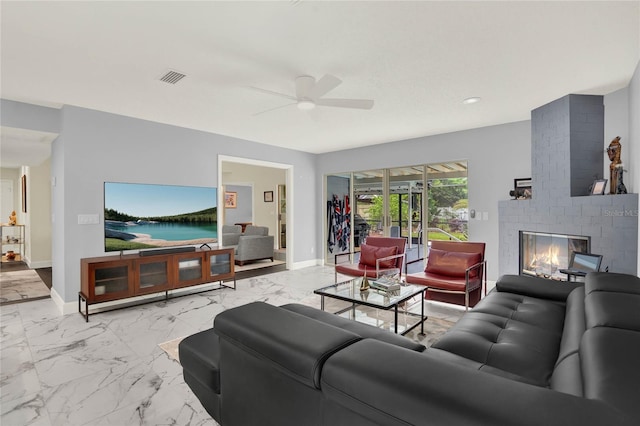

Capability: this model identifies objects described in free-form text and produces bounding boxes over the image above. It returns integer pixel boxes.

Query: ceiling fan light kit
[297,99,316,110]
[252,74,374,115]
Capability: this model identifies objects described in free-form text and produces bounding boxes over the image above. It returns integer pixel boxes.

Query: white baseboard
[291,258,321,270]
[50,287,76,315]
[26,259,52,269]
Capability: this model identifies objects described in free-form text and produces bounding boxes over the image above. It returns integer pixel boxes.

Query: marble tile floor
[0,265,464,426]
[0,270,51,305]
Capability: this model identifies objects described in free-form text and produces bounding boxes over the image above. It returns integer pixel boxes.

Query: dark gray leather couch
[179,272,640,425]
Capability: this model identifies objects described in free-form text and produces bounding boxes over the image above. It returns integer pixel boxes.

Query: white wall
[316,121,533,281]
[25,159,52,268]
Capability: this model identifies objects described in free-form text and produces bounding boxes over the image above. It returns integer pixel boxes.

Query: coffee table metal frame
[314,278,427,336]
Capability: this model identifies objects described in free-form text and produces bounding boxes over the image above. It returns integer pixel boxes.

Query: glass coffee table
[314,278,427,336]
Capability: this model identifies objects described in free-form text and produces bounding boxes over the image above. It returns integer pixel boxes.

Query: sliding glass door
[324,162,467,265]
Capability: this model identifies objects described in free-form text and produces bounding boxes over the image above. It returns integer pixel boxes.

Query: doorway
[219,156,292,270]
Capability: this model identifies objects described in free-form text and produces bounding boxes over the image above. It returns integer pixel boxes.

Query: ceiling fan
[250,74,374,116]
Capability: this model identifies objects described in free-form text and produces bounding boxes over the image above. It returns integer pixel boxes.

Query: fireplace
[519,231,590,280]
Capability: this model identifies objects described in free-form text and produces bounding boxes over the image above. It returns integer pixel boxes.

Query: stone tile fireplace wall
[499,94,638,276]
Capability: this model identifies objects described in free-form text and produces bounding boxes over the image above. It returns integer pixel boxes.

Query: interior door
[278,185,286,249]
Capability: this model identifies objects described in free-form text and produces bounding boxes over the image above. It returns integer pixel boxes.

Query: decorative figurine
[8,210,17,225]
[359,274,370,291]
[607,136,628,195]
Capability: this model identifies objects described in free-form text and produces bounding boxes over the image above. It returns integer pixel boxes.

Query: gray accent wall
[499,94,638,276]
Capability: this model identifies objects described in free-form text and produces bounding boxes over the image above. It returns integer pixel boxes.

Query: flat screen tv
[104,182,217,252]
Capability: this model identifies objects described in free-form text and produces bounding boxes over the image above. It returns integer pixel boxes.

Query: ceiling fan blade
[247,86,297,101]
[316,98,374,110]
[308,74,342,99]
[252,102,296,116]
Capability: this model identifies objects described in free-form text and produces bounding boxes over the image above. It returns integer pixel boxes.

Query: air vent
[159,70,186,85]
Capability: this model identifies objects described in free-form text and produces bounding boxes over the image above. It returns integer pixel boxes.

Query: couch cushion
[585,271,640,295]
[359,244,398,268]
[556,287,586,365]
[244,225,268,236]
[585,291,640,332]
[432,291,565,386]
[550,353,583,396]
[496,274,582,302]
[214,302,361,389]
[581,327,640,419]
[406,272,481,292]
[335,263,381,279]
[425,249,481,278]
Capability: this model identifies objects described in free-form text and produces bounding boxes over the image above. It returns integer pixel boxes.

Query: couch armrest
[321,339,635,426]
[496,274,583,301]
[214,302,360,389]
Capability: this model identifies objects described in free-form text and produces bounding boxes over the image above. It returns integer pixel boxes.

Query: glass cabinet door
[174,253,205,288]
[90,262,132,301]
[210,253,230,276]
[135,258,171,295]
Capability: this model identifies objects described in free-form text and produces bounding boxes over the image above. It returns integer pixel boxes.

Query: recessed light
[463,97,481,105]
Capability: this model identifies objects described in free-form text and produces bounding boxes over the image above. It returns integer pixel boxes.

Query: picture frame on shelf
[264,191,274,202]
[512,178,532,200]
[224,191,237,208]
[590,179,607,195]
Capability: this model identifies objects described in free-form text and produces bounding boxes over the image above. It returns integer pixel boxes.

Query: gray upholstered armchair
[234,226,275,266]
[221,224,242,246]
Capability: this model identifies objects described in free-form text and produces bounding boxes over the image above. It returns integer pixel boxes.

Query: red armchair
[334,237,406,283]
[405,241,486,310]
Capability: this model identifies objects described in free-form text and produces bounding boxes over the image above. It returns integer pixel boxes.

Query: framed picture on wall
[224,191,237,208]
[264,191,274,202]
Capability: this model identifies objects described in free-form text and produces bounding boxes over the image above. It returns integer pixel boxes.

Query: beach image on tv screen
[104,182,217,252]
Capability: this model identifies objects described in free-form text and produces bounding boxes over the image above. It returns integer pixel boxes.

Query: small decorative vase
[6,251,16,260]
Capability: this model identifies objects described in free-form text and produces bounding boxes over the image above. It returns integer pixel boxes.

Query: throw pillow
[425,249,482,278]
[359,244,398,269]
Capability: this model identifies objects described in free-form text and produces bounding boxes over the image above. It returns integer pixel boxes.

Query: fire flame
[529,245,560,270]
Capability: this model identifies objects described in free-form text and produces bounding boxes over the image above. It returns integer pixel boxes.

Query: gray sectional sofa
[179,272,640,425]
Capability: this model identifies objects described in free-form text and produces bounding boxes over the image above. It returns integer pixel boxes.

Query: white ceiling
[1,1,638,164]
